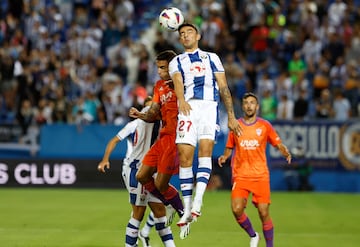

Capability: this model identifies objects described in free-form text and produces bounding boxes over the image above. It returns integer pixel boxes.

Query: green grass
[1,189,359,247]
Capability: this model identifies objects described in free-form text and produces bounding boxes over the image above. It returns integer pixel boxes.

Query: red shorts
[231,179,271,205]
[142,134,179,175]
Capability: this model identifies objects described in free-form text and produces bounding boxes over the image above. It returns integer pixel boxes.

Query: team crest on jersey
[256,128,262,136]
[190,61,206,77]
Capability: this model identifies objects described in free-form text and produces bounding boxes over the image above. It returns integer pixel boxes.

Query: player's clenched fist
[129,107,140,118]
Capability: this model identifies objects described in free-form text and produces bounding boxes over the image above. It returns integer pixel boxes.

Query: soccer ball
[158,7,184,32]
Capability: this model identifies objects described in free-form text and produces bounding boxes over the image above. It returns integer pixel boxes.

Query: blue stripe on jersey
[189,51,201,63]
[193,76,205,99]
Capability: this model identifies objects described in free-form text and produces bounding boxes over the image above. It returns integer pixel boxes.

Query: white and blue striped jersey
[169,48,225,102]
[116,106,159,169]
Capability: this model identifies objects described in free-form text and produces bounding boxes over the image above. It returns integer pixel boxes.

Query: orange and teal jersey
[152,79,178,136]
[226,117,282,181]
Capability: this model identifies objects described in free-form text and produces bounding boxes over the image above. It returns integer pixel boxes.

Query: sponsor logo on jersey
[190,61,206,77]
[160,91,173,104]
[240,139,260,150]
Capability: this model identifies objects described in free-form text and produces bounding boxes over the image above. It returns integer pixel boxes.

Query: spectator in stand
[223,53,245,93]
[111,55,128,85]
[288,50,307,92]
[247,17,270,69]
[302,32,322,66]
[322,30,345,67]
[333,89,351,121]
[34,98,53,125]
[312,55,331,99]
[346,23,360,64]
[260,89,277,121]
[329,56,347,92]
[293,89,309,120]
[300,5,319,42]
[328,0,347,30]
[257,72,275,99]
[244,0,265,37]
[276,94,294,120]
[136,43,151,88]
[153,31,177,54]
[275,70,293,100]
[200,8,224,52]
[17,98,35,135]
[315,88,334,119]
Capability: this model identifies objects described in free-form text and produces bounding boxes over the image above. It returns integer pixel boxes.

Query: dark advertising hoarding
[0,159,125,188]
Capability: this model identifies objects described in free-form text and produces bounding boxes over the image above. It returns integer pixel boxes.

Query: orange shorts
[142,134,179,175]
[231,179,271,205]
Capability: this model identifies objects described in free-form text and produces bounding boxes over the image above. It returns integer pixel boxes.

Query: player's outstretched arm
[129,103,161,122]
[98,136,120,173]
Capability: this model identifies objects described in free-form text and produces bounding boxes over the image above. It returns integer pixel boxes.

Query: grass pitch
[1,188,359,247]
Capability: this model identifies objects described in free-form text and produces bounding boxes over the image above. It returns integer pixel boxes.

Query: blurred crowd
[0,0,360,141]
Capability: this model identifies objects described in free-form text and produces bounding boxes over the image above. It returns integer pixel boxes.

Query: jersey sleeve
[209,52,224,73]
[116,119,137,140]
[169,56,180,77]
[266,121,282,147]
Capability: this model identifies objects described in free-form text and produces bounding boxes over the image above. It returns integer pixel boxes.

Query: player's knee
[258,208,270,220]
[132,208,146,221]
[232,204,244,216]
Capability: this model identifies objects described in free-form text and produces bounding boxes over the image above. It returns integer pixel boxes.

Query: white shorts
[122,164,162,206]
[176,99,220,146]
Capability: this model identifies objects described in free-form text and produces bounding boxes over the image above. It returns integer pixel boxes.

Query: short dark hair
[156,50,177,63]
[177,22,198,33]
[242,92,258,102]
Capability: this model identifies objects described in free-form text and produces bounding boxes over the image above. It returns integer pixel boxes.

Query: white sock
[154,216,175,247]
[193,157,212,207]
[141,212,154,237]
[179,166,194,214]
[125,217,140,247]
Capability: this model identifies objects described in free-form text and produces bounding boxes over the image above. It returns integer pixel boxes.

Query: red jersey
[226,117,281,181]
[152,79,178,136]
